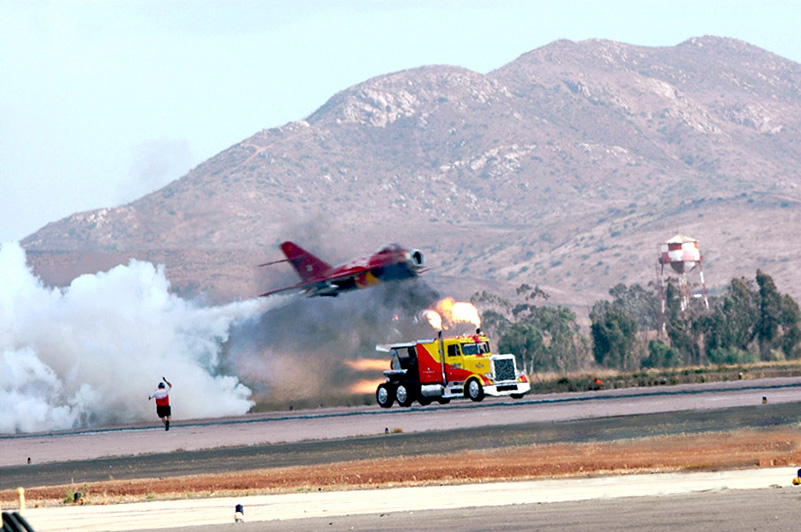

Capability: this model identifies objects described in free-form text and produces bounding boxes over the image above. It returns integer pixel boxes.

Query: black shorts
[156,404,171,418]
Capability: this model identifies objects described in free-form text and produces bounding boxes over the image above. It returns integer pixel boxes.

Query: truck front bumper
[483,380,531,397]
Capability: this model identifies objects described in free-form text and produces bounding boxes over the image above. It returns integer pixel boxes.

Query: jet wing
[259,283,308,298]
[260,276,352,298]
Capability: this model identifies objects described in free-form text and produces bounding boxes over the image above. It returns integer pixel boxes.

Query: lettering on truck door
[446,342,463,382]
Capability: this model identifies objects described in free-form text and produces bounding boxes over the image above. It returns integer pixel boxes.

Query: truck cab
[375,332,531,408]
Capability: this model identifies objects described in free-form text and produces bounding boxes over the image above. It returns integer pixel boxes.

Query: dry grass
[529,360,801,394]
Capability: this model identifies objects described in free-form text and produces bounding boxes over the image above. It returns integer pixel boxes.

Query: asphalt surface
[4,401,801,491]
[127,488,801,532]
[18,468,801,531]
[5,379,801,531]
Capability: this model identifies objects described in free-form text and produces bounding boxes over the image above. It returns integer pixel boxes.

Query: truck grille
[493,358,516,382]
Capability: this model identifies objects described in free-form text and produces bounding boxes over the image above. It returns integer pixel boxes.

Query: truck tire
[436,397,451,405]
[466,378,485,402]
[376,383,395,408]
[395,383,414,407]
[418,395,432,406]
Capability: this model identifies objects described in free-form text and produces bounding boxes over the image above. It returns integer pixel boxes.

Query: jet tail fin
[280,241,331,282]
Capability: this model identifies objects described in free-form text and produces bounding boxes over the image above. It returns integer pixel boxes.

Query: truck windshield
[461,343,482,355]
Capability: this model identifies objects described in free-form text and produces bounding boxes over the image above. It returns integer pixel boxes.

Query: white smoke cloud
[0,242,280,434]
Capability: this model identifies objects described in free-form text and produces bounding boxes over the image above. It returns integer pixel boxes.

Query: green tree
[778,294,801,358]
[663,280,684,324]
[642,339,682,368]
[590,304,639,370]
[707,346,757,365]
[756,270,782,358]
[498,322,544,374]
[480,309,512,339]
[608,282,661,332]
[703,277,759,359]
[666,316,701,365]
[527,305,591,372]
[476,286,592,373]
[471,290,512,313]
[589,283,661,370]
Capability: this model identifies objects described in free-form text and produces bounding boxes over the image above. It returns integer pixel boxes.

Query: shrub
[707,347,757,365]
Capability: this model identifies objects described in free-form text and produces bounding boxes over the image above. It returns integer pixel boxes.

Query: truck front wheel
[376,383,395,408]
[466,378,485,402]
[396,383,415,407]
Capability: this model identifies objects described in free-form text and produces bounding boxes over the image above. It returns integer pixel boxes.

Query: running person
[148,377,173,430]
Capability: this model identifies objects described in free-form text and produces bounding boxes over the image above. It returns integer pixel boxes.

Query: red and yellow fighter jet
[260,241,425,298]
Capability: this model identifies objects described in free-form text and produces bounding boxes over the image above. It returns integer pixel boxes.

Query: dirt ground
[5,429,800,508]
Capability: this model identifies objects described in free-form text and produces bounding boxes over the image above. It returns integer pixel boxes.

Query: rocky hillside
[22,36,801,308]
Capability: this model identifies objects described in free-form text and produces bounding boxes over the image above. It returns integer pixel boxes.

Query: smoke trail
[225,277,443,408]
[0,242,282,434]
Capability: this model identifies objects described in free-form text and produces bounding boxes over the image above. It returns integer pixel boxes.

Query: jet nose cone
[406,249,423,269]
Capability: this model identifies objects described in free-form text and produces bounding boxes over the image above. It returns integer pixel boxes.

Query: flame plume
[345,359,389,371]
[422,309,442,329]
[349,379,385,395]
[346,359,389,395]
[423,297,481,330]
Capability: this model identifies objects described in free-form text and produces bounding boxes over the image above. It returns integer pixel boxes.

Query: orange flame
[345,359,389,372]
[348,379,385,395]
[424,297,481,330]
[422,309,442,329]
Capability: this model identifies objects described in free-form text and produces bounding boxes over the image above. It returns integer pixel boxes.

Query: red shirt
[150,386,171,406]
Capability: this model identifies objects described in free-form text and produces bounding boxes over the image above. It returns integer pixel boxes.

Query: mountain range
[22,36,801,310]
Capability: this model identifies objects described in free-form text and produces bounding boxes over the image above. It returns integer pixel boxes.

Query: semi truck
[375,331,530,408]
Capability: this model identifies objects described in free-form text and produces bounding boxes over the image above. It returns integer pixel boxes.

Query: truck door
[445,342,464,382]
[417,344,440,384]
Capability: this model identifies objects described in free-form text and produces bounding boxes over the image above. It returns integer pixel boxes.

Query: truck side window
[447,344,460,357]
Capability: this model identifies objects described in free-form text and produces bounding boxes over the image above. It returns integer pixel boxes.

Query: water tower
[656,234,709,332]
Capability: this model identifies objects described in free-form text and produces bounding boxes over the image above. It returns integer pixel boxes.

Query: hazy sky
[2,0,799,244]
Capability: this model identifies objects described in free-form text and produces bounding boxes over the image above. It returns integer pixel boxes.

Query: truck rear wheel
[466,378,485,402]
[376,383,395,408]
[396,383,415,407]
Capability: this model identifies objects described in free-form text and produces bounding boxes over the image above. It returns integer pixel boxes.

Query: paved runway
[3,376,801,468]
[4,399,801,492]
[4,377,801,531]
[19,468,801,531]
